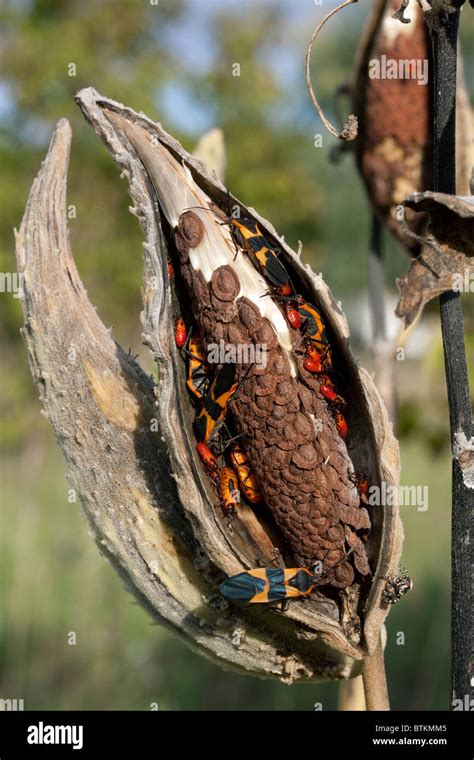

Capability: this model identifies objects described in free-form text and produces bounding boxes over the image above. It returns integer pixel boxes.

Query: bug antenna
[259,292,293,303]
[183,205,213,213]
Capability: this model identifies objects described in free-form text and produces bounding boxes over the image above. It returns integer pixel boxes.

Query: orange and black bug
[229,443,262,504]
[335,411,349,438]
[183,203,292,296]
[218,466,240,515]
[167,258,173,281]
[185,332,211,401]
[229,218,293,296]
[318,374,346,407]
[194,363,238,443]
[295,297,332,366]
[303,352,324,374]
[284,300,303,330]
[274,294,332,370]
[357,477,369,505]
[350,472,369,504]
[174,317,187,349]
[303,340,332,374]
[196,442,219,484]
[219,565,321,604]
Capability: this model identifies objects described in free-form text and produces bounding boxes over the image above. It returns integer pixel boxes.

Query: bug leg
[262,601,286,614]
[220,429,243,452]
[179,324,194,355]
[271,547,285,568]
[263,599,289,613]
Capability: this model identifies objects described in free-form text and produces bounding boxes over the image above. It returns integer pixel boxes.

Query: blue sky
[157,0,345,133]
[0,0,355,140]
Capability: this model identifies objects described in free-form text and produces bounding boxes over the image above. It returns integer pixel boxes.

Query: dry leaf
[396,191,474,326]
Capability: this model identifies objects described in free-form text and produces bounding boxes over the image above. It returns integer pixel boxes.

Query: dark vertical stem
[368,215,386,341]
[428,3,473,707]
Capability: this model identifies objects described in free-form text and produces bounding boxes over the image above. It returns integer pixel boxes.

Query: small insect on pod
[229,442,263,505]
[218,466,241,517]
[174,316,187,349]
[382,567,413,606]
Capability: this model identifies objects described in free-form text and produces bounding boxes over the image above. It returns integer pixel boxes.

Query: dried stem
[425,1,473,708]
[361,633,390,710]
[368,215,398,425]
[338,676,367,711]
[306,0,359,141]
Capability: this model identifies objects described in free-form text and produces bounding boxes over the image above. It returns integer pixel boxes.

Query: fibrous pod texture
[17,87,404,683]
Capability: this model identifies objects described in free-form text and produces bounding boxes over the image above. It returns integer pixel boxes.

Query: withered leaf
[396,191,474,326]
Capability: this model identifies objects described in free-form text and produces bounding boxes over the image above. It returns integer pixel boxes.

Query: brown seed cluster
[175,212,371,589]
[355,0,432,254]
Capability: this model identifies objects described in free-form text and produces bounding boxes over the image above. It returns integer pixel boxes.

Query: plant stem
[368,215,397,424]
[338,676,367,711]
[427,1,473,707]
[361,634,390,710]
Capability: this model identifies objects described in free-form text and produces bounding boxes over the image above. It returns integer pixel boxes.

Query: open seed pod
[75,87,402,667]
[16,86,403,686]
[348,0,472,256]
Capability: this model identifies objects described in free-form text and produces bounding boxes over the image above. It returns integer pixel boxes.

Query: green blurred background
[0,0,473,710]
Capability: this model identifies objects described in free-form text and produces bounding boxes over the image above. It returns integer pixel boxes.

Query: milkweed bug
[174,317,187,349]
[194,363,238,443]
[229,443,262,504]
[358,477,369,499]
[318,374,346,407]
[284,301,303,330]
[334,411,349,438]
[303,354,324,374]
[382,566,413,605]
[185,332,211,401]
[219,565,321,604]
[356,475,369,504]
[262,291,304,329]
[167,258,173,281]
[349,471,369,504]
[274,294,332,371]
[229,218,293,296]
[196,442,219,484]
[218,466,240,515]
[286,296,332,366]
[183,204,293,296]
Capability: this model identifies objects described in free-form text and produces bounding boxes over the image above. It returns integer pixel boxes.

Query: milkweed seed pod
[16,88,403,684]
[349,0,472,256]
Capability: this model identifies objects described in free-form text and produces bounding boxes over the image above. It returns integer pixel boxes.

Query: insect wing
[261,568,288,602]
[213,362,237,402]
[264,254,291,291]
[219,571,267,602]
[195,364,237,441]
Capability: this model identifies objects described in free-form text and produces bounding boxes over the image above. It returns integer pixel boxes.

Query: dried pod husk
[396,190,474,325]
[17,120,334,683]
[349,0,472,255]
[75,87,403,674]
